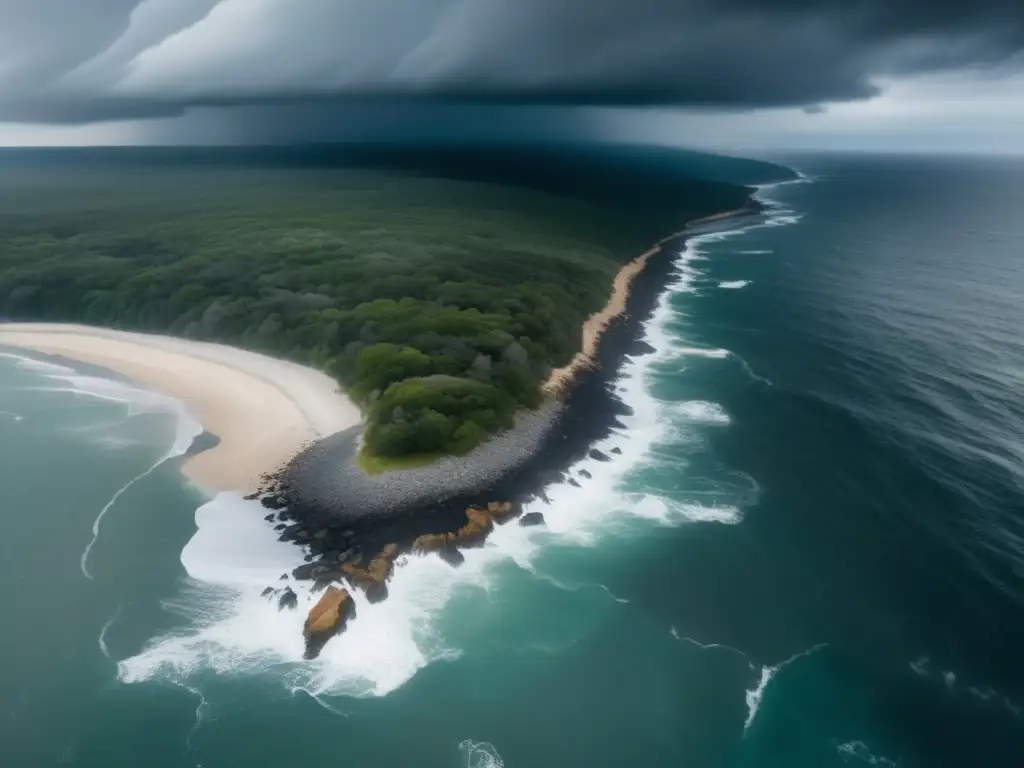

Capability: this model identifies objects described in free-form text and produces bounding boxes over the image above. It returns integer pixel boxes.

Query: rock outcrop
[303,587,356,659]
[519,512,545,527]
[486,501,523,524]
[342,543,400,603]
[410,500,524,565]
[278,586,298,611]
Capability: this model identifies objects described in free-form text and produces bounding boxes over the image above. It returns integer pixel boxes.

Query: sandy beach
[0,324,361,493]
[545,208,749,393]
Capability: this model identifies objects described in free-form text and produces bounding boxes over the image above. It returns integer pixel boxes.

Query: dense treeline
[0,149,755,461]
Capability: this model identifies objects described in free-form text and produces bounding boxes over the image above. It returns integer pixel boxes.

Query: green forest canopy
[0,150,754,462]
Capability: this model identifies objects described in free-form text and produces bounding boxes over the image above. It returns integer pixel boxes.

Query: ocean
[2,152,1024,767]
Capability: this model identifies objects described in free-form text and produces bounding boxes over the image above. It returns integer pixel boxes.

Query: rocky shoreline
[253,204,762,658]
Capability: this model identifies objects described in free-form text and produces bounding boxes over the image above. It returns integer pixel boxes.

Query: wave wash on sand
[0,324,361,493]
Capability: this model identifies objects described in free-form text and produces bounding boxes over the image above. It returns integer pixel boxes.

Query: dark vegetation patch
[0,144,770,457]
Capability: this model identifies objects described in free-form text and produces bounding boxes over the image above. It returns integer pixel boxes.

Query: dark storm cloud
[1,0,1023,125]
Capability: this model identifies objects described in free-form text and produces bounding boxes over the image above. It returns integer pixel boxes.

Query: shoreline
[0,199,760,659]
[274,202,763,593]
[544,205,757,394]
[0,324,360,494]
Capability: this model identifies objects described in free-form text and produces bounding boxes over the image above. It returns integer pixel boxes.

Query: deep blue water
[664,154,1024,766]
[2,152,1024,767]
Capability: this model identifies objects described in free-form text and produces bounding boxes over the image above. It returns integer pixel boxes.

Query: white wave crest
[718,280,750,290]
[0,351,75,375]
[672,400,731,425]
[744,644,827,733]
[836,741,898,766]
[98,603,123,659]
[674,346,730,359]
[459,740,504,768]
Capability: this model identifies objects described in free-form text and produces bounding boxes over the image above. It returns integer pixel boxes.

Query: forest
[0,146,760,462]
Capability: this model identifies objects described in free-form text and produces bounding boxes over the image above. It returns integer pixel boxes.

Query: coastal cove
[0,325,360,493]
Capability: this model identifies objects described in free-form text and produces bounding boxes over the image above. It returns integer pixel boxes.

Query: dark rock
[439,544,465,567]
[589,449,611,462]
[520,512,546,527]
[280,573,289,580]
[278,587,298,611]
[274,523,287,531]
[304,554,314,563]
[343,530,355,538]
[611,447,623,455]
[261,496,283,510]
[568,478,581,488]
[260,587,274,598]
[311,576,337,594]
[313,528,329,540]
[245,492,260,501]
[264,513,275,522]
[292,562,320,580]
[579,469,592,479]
[337,548,354,563]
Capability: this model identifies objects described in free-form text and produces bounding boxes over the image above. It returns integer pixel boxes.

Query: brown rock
[412,532,452,553]
[342,543,400,603]
[487,501,523,524]
[303,587,356,659]
[456,507,494,548]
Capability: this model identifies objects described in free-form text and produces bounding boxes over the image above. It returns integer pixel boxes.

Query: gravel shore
[280,204,763,540]
[285,400,563,522]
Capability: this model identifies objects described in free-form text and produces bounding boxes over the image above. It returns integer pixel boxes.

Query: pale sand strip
[0,324,361,493]
[544,208,749,394]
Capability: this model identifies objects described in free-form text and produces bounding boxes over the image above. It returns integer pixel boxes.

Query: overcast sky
[1,0,1022,152]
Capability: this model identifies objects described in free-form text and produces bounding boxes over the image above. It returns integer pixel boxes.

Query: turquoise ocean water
[3,154,1024,767]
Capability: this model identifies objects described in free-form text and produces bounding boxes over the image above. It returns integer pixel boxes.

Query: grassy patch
[355,448,444,475]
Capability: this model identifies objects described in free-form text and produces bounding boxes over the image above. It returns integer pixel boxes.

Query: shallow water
[3,153,1024,767]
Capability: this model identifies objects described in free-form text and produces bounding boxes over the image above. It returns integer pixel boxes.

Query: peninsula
[0,143,792,656]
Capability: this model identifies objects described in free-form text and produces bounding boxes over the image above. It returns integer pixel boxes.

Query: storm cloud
[1,0,1023,125]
